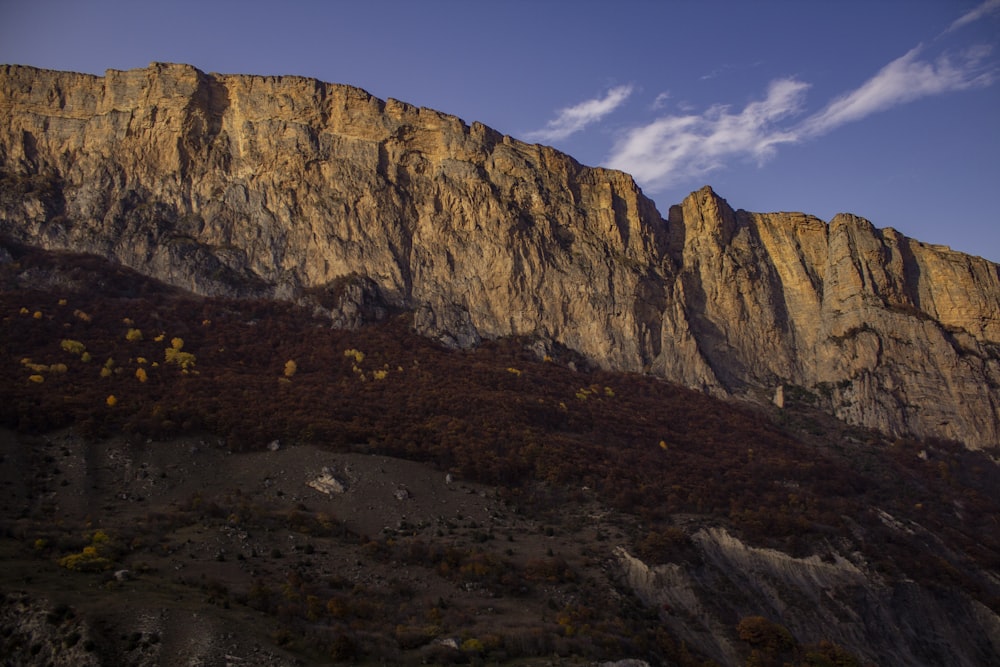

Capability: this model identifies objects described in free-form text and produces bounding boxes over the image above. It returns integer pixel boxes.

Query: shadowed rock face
[1,63,998,448]
[617,528,1000,667]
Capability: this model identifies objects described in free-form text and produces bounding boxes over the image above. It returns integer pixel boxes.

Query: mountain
[1,62,998,449]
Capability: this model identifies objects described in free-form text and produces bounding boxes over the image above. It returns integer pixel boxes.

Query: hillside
[1,241,998,665]
[1,63,998,448]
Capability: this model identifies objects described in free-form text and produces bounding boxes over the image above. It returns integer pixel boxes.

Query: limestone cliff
[667,192,1000,448]
[1,63,998,448]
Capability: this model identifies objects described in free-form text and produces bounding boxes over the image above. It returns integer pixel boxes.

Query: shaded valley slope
[0,242,998,666]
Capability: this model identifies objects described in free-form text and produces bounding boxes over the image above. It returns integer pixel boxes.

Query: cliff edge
[1,63,998,447]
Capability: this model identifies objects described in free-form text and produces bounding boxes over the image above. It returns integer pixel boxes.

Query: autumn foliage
[1,240,999,618]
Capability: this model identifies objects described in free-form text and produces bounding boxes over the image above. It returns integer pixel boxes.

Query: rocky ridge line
[1,63,998,447]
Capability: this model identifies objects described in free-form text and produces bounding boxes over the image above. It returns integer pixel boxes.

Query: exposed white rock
[615,527,1000,667]
[306,473,347,495]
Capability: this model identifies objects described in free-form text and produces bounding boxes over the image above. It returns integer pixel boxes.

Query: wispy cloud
[525,85,634,142]
[606,79,809,190]
[606,42,996,193]
[700,60,764,81]
[800,45,995,137]
[945,0,1000,34]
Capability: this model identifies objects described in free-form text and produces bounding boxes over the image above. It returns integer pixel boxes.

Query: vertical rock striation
[668,189,1000,448]
[1,63,997,447]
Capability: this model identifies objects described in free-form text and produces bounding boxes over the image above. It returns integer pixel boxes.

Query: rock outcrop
[616,528,1000,666]
[1,63,998,447]
[666,194,1000,448]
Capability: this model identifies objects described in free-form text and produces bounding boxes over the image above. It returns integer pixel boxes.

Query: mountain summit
[2,63,998,448]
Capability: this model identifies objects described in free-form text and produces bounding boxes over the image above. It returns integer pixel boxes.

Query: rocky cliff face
[667,194,1000,449]
[616,529,1000,666]
[1,63,998,448]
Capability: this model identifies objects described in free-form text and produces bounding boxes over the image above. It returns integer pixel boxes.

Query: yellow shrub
[106,395,117,407]
[58,299,67,306]
[100,367,112,378]
[60,339,86,356]
[73,309,91,322]
[57,545,112,572]
[135,368,148,383]
[32,311,42,319]
[373,369,388,380]
[165,346,196,370]
[284,360,297,378]
[344,348,365,363]
[125,328,143,342]
[28,375,44,384]
[461,638,484,653]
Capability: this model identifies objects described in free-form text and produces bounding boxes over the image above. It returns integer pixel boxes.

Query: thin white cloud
[526,85,634,142]
[606,43,996,193]
[606,79,809,191]
[946,0,1000,33]
[652,91,671,110]
[700,67,725,81]
[800,45,995,137]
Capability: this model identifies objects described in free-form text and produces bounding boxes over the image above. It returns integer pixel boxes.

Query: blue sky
[2,0,998,261]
